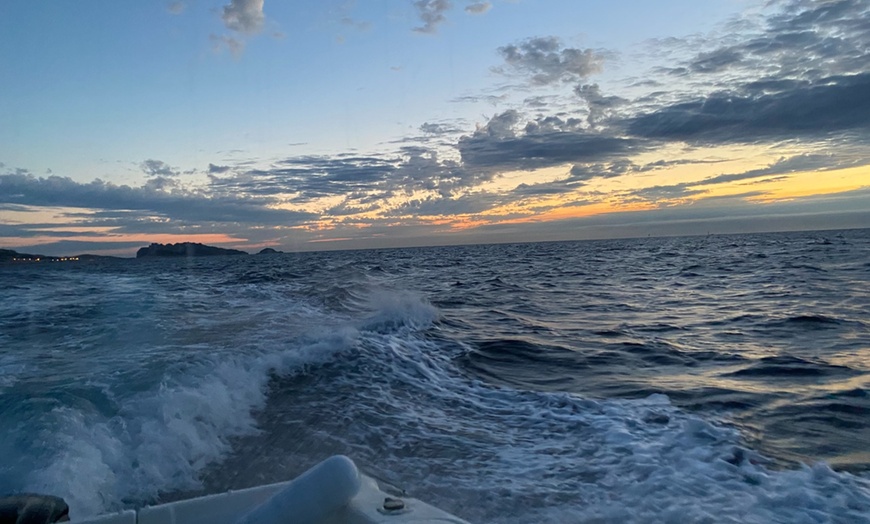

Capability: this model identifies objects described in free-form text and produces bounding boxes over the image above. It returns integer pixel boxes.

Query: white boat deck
[75,456,469,524]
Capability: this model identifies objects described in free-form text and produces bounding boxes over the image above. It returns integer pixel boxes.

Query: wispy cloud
[496,37,605,85]
[413,0,452,34]
[0,172,313,227]
[465,2,491,15]
[209,0,266,56]
[167,1,186,15]
[210,34,245,57]
[140,159,180,178]
[420,122,464,135]
[221,0,265,34]
[648,0,870,90]
[697,153,868,186]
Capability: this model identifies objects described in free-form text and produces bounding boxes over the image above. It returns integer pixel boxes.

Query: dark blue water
[2,230,869,522]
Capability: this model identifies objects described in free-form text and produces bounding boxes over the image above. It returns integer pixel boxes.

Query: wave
[18,332,355,518]
[222,312,870,524]
[357,290,439,333]
[9,283,453,519]
[0,287,396,516]
[724,355,859,379]
[776,314,843,326]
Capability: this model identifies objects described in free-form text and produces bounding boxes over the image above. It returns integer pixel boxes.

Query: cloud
[209,0,265,55]
[497,37,605,85]
[420,122,463,135]
[450,93,509,105]
[651,0,870,86]
[523,95,556,109]
[221,0,265,34]
[167,1,186,15]
[210,34,245,56]
[627,72,870,144]
[340,16,372,31]
[689,48,744,74]
[209,154,399,204]
[413,0,452,34]
[574,84,628,127]
[392,192,503,217]
[622,183,707,204]
[697,153,869,186]
[762,0,870,76]
[140,159,180,178]
[635,158,727,173]
[458,110,640,171]
[0,222,115,240]
[474,109,521,138]
[611,151,870,206]
[465,2,491,15]
[208,163,232,174]
[392,147,482,195]
[568,159,636,182]
[511,180,583,197]
[206,142,504,215]
[0,173,313,227]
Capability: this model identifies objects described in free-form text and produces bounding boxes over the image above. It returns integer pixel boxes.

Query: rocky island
[136,242,248,258]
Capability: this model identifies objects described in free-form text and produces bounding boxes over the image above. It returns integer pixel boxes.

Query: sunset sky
[1,0,869,255]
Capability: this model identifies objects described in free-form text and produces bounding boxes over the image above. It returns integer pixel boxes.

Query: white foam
[317,307,870,524]
[23,325,359,519]
[358,289,439,333]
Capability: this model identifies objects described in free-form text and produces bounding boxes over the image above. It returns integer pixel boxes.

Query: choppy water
[1,229,869,523]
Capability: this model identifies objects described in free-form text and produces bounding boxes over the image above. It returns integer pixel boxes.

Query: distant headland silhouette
[1,243,285,263]
[135,242,248,258]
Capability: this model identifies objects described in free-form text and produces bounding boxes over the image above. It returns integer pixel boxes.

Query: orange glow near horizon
[307,237,357,243]
[303,158,869,236]
[2,157,867,255]
[745,165,870,202]
[442,217,492,230]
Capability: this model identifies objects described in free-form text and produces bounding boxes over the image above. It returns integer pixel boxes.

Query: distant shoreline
[0,242,286,263]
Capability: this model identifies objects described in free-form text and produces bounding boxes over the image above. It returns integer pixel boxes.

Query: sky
[1,0,869,256]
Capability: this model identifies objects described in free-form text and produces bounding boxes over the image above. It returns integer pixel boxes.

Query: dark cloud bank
[629,73,870,143]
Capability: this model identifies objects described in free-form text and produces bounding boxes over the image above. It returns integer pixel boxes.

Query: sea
[1,229,869,523]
